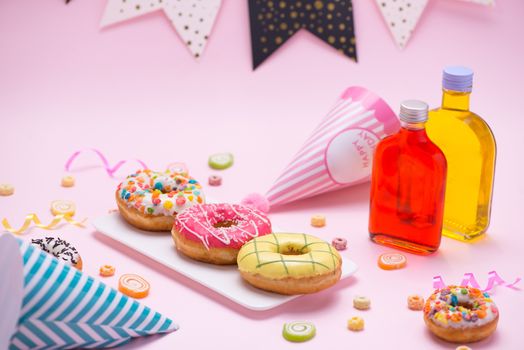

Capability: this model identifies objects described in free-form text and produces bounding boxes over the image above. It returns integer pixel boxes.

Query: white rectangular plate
[93,213,358,311]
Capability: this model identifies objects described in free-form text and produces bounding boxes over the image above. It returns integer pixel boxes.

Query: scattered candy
[61,175,75,187]
[310,214,326,227]
[0,183,14,196]
[456,346,472,350]
[50,200,76,216]
[118,274,150,299]
[2,213,87,235]
[208,175,222,186]
[353,296,371,310]
[240,193,270,213]
[208,152,234,170]
[65,148,149,178]
[332,237,347,250]
[282,321,316,342]
[347,316,365,331]
[99,265,116,277]
[378,252,407,270]
[407,295,424,311]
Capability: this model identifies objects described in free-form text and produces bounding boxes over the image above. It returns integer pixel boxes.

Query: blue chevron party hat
[0,233,178,349]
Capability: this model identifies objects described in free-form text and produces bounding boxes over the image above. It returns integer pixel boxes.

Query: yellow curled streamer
[2,214,87,235]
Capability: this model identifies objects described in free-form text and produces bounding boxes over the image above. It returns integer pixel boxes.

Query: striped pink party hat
[265,86,399,209]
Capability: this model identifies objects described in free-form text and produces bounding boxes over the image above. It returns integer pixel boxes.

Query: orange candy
[407,295,425,311]
[118,274,150,299]
[99,265,116,277]
[476,310,487,319]
[451,313,462,322]
[378,252,407,270]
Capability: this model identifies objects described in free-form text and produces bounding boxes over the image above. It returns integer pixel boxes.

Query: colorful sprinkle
[117,169,205,217]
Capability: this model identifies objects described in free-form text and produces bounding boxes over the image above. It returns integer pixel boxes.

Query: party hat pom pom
[241,193,270,213]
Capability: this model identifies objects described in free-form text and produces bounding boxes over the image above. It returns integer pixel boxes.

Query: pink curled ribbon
[433,271,521,292]
[65,149,149,178]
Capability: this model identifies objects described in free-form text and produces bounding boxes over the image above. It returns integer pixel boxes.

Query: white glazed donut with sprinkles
[423,285,499,343]
[116,169,205,231]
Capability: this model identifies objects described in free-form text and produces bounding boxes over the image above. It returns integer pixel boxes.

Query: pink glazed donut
[171,203,272,265]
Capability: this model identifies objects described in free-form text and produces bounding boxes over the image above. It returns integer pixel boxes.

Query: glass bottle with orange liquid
[426,67,496,241]
[369,100,447,254]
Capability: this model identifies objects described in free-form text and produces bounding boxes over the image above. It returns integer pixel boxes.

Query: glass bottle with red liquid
[369,100,447,254]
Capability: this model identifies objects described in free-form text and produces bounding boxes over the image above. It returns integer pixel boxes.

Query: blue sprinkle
[451,295,458,307]
[124,192,131,200]
[189,179,197,184]
[483,292,490,298]
[121,189,127,199]
[194,191,200,196]
[154,182,163,190]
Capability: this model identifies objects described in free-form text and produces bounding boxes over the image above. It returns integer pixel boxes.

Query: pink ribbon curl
[65,148,149,178]
[433,271,521,292]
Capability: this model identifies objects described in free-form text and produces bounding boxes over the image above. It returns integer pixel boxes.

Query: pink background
[1,0,524,349]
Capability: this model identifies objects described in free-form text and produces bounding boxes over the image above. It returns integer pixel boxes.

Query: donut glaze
[31,237,82,270]
[237,233,342,294]
[424,286,498,329]
[117,169,204,217]
[174,203,272,249]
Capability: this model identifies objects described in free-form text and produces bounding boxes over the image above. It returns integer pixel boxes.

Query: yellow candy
[0,184,14,196]
[163,200,173,210]
[188,195,194,201]
[347,316,364,331]
[310,214,326,227]
[50,200,76,216]
[61,175,75,187]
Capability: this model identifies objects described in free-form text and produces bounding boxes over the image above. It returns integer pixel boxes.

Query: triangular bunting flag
[248,0,357,69]
[100,0,222,58]
[375,0,428,48]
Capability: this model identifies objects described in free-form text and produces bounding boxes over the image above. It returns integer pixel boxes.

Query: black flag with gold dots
[248,0,357,69]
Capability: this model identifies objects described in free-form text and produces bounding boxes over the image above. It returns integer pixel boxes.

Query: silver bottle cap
[399,100,428,124]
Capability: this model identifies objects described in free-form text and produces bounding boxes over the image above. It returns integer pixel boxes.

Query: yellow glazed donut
[237,233,342,295]
[116,169,204,231]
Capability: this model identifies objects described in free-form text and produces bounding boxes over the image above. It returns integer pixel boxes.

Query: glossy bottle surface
[426,90,496,241]
[369,124,447,254]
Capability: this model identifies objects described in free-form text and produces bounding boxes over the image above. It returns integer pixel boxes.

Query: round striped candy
[282,321,316,342]
[378,252,407,270]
